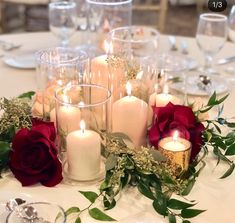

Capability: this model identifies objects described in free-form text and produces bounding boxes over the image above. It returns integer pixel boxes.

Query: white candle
[50,108,56,125]
[155,85,181,107]
[112,82,148,148]
[163,131,186,152]
[66,120,101,180]
[57,95,81,134]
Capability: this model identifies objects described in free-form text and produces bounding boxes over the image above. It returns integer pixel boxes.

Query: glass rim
[86,0,132,6]
[108,25,159,44]
[35,47,89,66]
[55,84,111,108]
[6,201,66,223]
[200,13,228,22]
[49,1,76,9]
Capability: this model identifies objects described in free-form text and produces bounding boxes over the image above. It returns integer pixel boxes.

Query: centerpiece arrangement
[1,26,235,223]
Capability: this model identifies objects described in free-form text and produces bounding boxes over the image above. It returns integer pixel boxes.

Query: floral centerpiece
[0,90,235,223]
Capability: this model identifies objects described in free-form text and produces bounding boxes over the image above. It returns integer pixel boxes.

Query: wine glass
[228,5,235,42]
[49,1,77,47]
[196,13,228,74]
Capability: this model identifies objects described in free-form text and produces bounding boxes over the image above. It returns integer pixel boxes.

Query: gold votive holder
[158,137,191,172]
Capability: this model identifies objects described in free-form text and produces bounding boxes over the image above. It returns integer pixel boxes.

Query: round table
[0,32,235,223]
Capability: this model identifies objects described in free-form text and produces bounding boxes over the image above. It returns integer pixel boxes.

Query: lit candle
[158,131,191,171]
[57,95,81,134]
[155,85,181,107]
[164,131,186,151]
[112,82,148,148]
[66,120,101,180]
[148,84,182,127]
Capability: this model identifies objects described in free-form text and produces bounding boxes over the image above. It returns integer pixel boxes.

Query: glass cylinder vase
[34,47,89,120]
[86,0,132,52]
[55,84,111,182]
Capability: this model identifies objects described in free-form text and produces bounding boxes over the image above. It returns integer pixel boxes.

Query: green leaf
[105,154,118,171]
[220,163,235,179]
[168,213,176,223]
[152,194,167,216]
[207,92,216,106]
[182,221,191,223]
[18,91,35,99]
[103,196,116,210]
[217,94,229,104]
[0,141,11,169]
[181,179,196,196]
[137,181,155,200]
[79,191,98,203]
[88,208,116,221]
[181,209,206,218]
[168,199,195,210]
[65,207,80,216]
[225,144,235,156]
[75,217,81,223]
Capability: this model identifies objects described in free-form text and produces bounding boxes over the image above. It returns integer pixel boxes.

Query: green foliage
[79,191,98,203]
[18,91,35,99]
[88,208,116,221]
[0,141,11,176]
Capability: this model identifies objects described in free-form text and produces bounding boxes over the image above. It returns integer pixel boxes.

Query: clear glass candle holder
[55,84,111,182]
[86,0,132,52]
[106,26,160,103]
[6,202,66,223]
[34,47,89,120]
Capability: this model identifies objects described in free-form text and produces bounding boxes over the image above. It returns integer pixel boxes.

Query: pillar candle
[112,82,148,148]
[66,120,101,180]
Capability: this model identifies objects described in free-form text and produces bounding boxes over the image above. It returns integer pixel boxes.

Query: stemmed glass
[49,1,77,47]
[228,5,235,42]
[196,13,228,74]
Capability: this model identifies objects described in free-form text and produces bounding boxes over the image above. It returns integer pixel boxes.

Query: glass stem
[204,54,213,72]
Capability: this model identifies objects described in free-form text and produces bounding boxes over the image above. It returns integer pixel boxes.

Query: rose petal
[149,124,161,147]
[174,105,196,128]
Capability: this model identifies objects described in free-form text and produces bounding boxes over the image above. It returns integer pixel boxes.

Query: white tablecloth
[0,32,235,223]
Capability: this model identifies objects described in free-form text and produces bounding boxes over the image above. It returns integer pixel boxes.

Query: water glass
[6,202,66,223]
[35,47,89,119]
[86,0,132,52]
[55,84,111,181]
[49,1,77,47]
[106,26,159,103]
[196,13,227,74]
[229,5,235,42]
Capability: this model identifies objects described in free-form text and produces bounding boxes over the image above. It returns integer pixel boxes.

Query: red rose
[149,103,205,162]
[10,119,63,187]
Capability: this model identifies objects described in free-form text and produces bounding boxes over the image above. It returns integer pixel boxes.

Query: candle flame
[57,79,63,86]
[104,40,113,54]
[173,131,179,141]
[163,84,169,95]
[136,70,143,80]
[80,120,86,133]
[78,101,85,107]
[62,94,69,103]
[126,81,132,96]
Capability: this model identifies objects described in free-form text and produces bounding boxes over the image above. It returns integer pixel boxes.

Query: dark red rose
[10,118,63,187]
[149,103,205,162]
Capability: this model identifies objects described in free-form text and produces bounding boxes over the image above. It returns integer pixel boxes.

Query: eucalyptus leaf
[111,132,132,142]
[103,196,116,210]
[217,94,229,104]
[88,208,116,221]
[220,163,235,179]
[181,209,206,218]
[79,191,98,203]
[168,199,195,210]
[105,155,118,171]
[168,213,176,223]
[149,149,167,162]
[65,207,80,216]
[0,141,11,170]
[182,220,191,223]
[152,193,167,216]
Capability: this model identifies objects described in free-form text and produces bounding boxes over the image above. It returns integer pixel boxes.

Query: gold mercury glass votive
[158,133,191,171]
